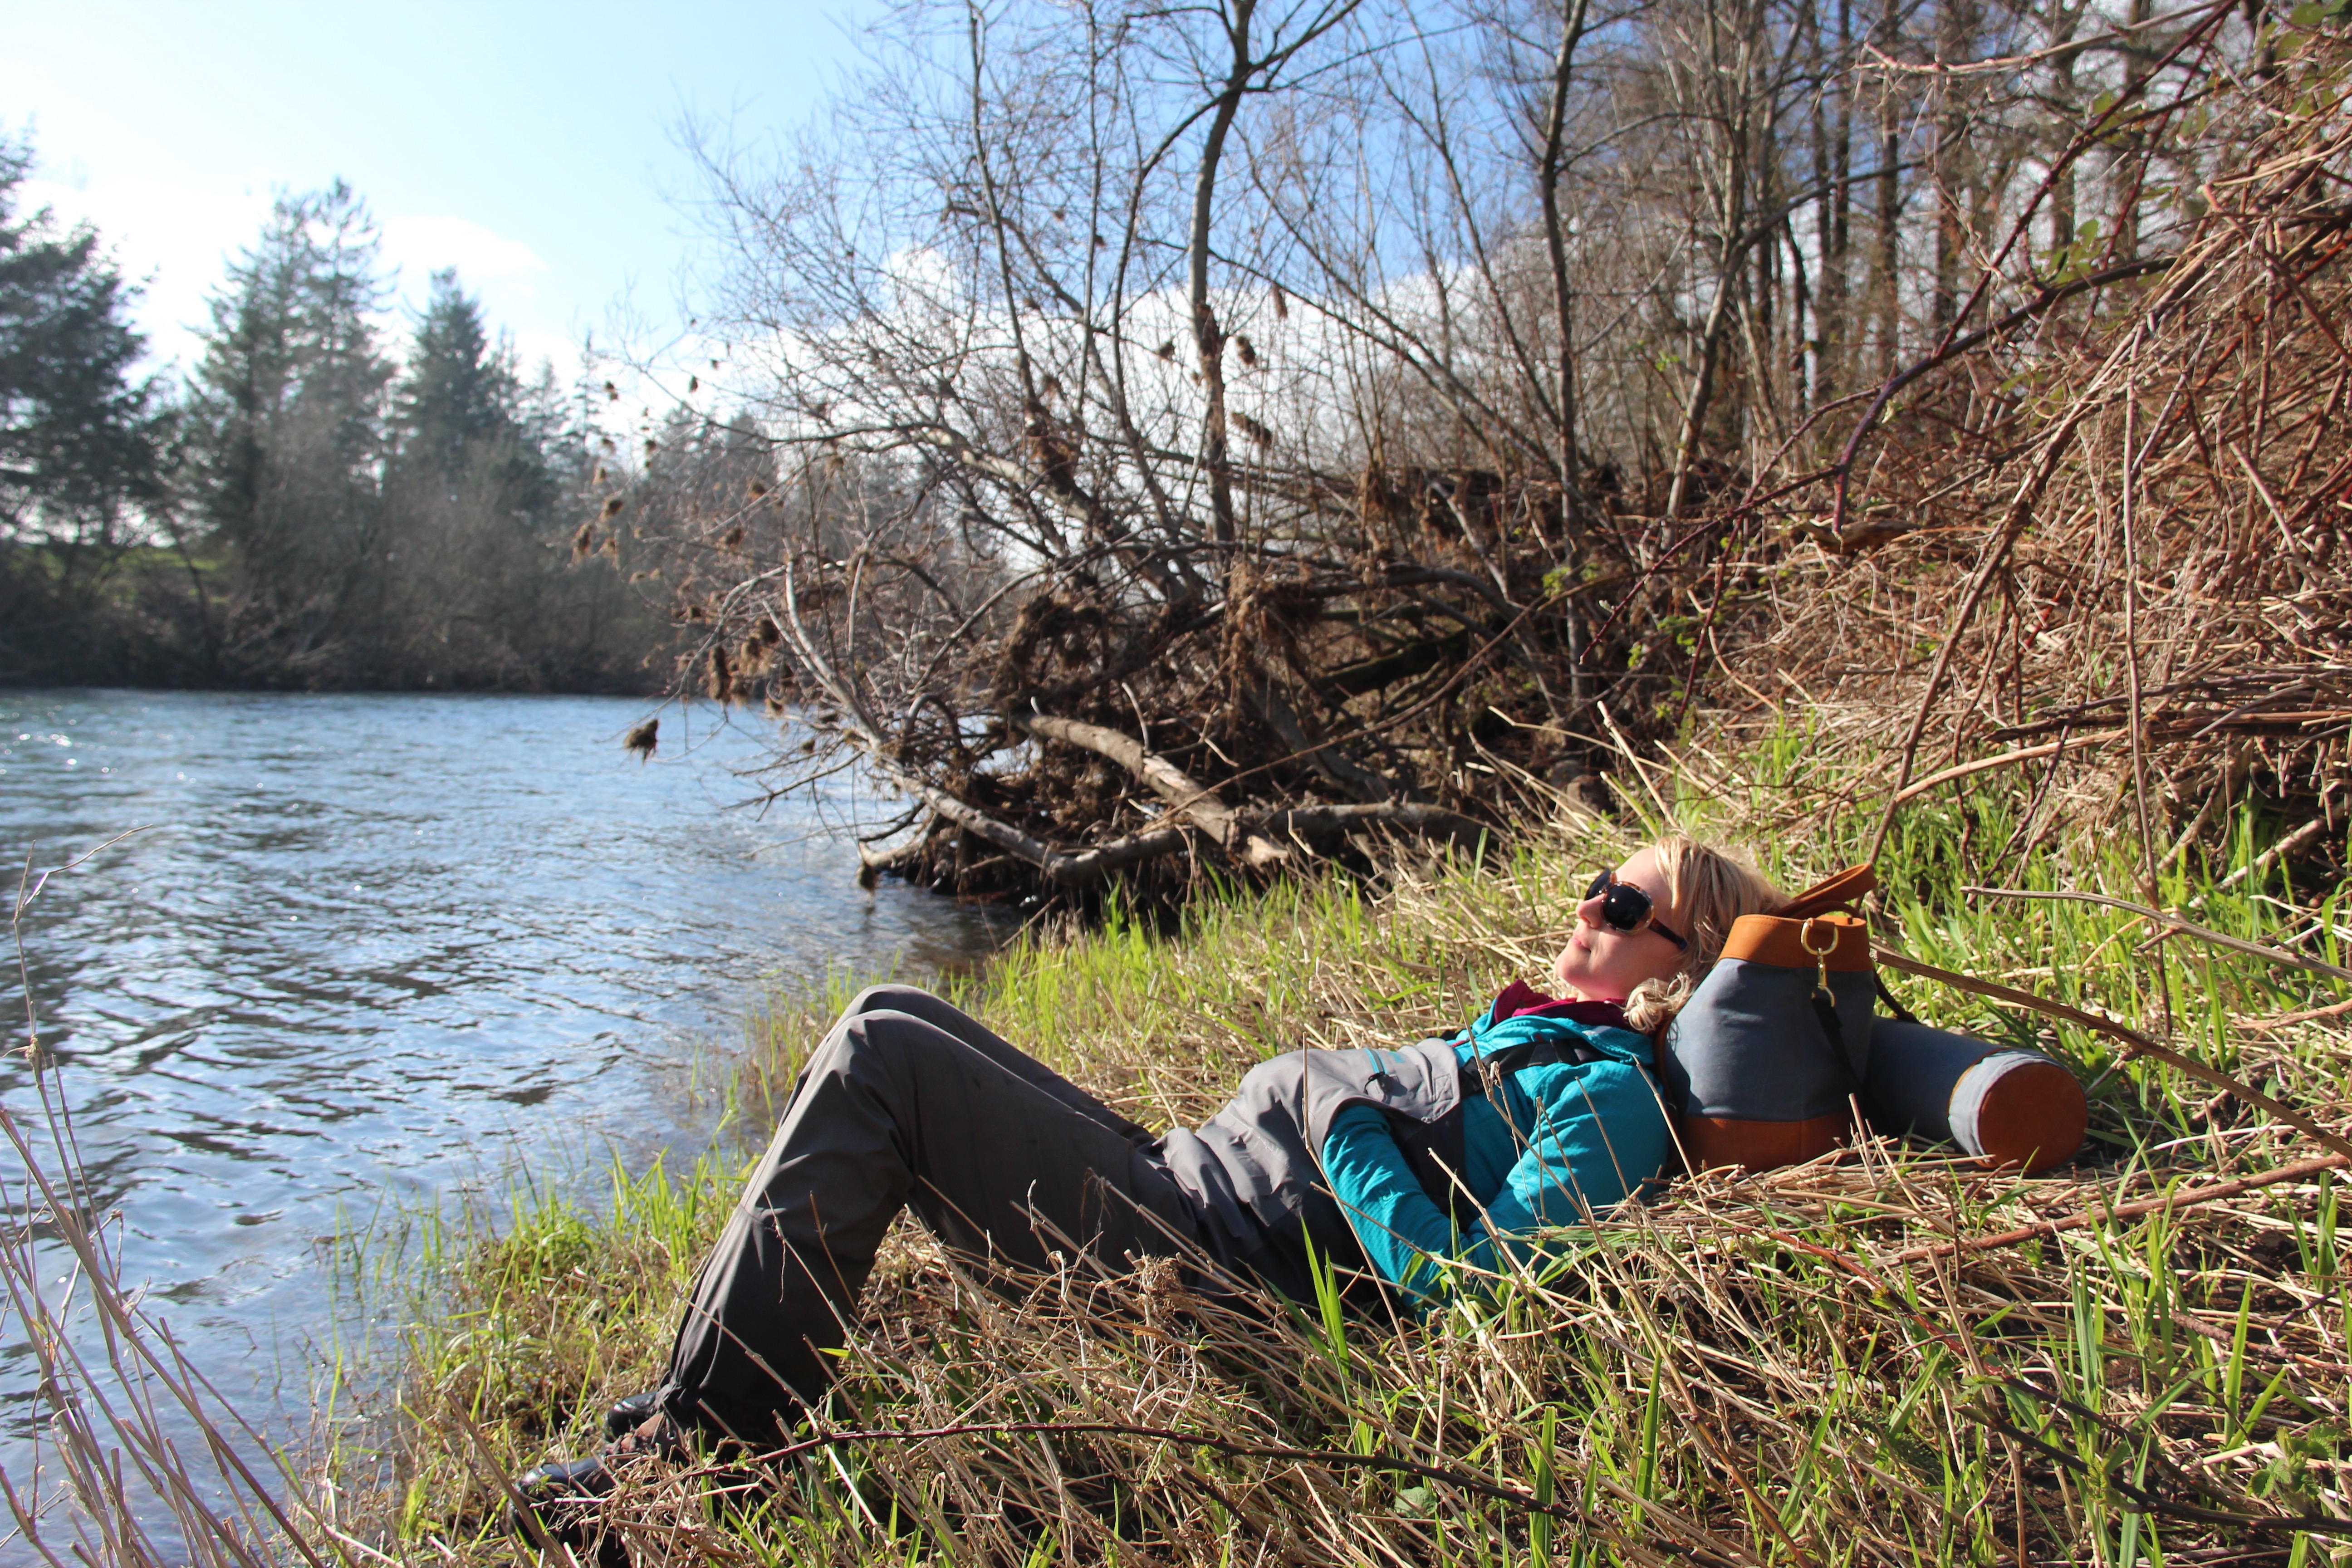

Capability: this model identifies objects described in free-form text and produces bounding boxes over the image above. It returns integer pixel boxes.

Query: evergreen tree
[394,270,514,474]
[188,181,393,661]
[156,182,662,689]
[0,131,169,661]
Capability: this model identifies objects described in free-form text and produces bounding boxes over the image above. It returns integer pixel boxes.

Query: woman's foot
[506,1415,681,1560]
[601,1388,662,1441]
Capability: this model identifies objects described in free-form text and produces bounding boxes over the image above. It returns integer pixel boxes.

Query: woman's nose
[1573,893,1607,926]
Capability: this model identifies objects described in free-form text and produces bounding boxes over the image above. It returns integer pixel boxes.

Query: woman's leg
[834,985,1152,1142]
[656,989,1192,1445]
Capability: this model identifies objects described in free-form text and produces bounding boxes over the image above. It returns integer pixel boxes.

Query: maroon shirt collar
[1490,979,1629,1030]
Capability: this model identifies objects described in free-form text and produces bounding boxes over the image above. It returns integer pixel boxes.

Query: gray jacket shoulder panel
[1161,1038,1462,1247]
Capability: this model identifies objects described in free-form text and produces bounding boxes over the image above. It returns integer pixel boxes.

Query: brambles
[622,0,2347,914]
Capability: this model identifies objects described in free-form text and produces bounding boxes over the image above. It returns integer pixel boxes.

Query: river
[0,689,1005,1544]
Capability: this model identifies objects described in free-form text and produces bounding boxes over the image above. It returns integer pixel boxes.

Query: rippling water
[0,689,1004,1524]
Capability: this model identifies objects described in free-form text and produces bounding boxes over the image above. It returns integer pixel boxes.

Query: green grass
[323,740,2352,1565]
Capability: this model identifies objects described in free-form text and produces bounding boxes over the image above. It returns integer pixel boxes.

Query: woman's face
[1551,847,1691,1003]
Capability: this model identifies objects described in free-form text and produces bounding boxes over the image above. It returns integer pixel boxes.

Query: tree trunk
[1191,0,1256,555]
[1538,0,1594,710]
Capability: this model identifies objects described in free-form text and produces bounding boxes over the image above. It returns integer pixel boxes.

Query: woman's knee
[819,1005,951,1080]
[842,983,941,1024]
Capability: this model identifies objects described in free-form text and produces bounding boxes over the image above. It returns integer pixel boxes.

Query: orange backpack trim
[1677,1112,1852,1171]
[1719,910,1872,971]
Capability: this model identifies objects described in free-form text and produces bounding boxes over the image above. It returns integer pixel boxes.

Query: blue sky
[10,0,863,382]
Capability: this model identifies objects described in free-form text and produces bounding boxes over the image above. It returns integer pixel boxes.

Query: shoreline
[322,745,2352,1563]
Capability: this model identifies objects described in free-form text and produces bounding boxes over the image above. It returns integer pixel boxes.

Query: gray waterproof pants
[656,985,1210,1443]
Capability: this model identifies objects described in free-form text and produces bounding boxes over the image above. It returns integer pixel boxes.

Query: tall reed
[2,837,336,1567]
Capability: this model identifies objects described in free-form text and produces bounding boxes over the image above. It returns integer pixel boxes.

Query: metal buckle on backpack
[1800,916,1839,996]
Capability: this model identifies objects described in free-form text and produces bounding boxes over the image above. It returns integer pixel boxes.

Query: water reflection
[0,690,1002,1441]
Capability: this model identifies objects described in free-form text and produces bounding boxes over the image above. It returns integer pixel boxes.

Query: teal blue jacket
[1322,997,1669,1305]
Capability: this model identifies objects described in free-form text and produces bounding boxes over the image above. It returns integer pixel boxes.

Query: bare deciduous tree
[612,0,2289,903]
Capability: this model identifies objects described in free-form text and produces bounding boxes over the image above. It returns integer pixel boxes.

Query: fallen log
[858,744,1493,888]
[1016,712,1288,867]
[862,750,1192,886]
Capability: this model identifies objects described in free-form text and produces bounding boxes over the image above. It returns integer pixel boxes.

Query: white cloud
[20,173,274,372]
[507,328,587,385]
[379,213,550,286]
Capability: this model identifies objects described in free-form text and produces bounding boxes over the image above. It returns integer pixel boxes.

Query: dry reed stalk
[1711,38,2352,878]
[4,839,331,1567]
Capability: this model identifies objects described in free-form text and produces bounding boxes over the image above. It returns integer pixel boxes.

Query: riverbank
[319,737,2352,1564]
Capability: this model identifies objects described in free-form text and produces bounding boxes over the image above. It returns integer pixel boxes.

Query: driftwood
[1015,713,1290,867]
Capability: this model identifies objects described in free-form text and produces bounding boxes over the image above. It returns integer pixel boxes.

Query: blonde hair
[1621,834,1786,1034]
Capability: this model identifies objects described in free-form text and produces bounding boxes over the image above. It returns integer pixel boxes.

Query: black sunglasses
[1584,868,1688,950]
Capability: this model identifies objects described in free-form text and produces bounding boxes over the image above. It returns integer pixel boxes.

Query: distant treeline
[0,137,668,691]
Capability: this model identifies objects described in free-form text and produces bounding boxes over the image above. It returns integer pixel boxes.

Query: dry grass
[1701,21,2352,874]
[324,738,2352,1566]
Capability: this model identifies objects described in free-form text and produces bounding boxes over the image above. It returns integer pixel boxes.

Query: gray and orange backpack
[1657,864,2088,1174]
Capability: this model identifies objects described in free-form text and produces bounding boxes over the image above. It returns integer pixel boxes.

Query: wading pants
[655,985,1209,1444]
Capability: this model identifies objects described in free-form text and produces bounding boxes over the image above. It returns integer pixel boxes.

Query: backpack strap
[1780,863,1876,920]
[1874,971,1920,1024]
[1458,1035,1610,1101]
[1810,985,1868,1094]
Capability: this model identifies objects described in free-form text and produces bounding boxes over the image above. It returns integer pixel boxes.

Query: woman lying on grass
[511,834,1783,1531]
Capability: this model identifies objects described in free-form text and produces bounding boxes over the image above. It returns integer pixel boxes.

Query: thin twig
[1958,885,2352,985]
[1876,948,2352,1161]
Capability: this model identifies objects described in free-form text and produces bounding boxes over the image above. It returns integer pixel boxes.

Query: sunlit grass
[334,738,2352,1565]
